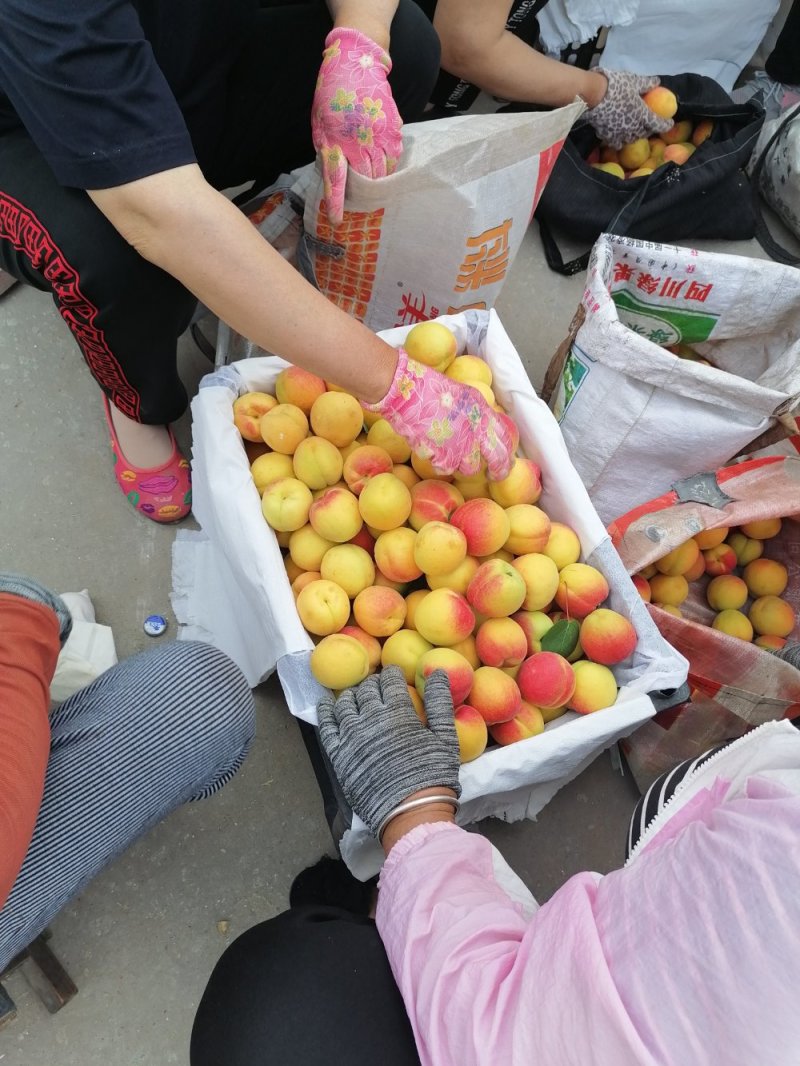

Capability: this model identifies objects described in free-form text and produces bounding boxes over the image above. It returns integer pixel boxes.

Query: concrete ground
[0,211,789,1062]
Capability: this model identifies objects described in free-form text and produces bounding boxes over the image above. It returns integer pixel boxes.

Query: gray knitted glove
[774,643,800,671]
[317,666,461,837]
[0,572,73,645]
[587,70,674,150]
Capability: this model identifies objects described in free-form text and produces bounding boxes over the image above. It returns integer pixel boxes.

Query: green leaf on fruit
[540,619,580,657]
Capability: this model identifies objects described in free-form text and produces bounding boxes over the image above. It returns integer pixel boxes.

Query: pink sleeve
[376,822,649,1066]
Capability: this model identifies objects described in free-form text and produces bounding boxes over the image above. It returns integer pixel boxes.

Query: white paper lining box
[172,310,688,878]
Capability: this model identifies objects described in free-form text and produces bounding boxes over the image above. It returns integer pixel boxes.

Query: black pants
[766,0,800,86]
[0,0,439,425]
[190,905,421,1066]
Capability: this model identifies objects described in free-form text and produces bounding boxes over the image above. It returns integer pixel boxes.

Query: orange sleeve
[0,593,60,909]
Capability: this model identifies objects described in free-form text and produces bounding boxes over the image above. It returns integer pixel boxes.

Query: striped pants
[0,641,255,971]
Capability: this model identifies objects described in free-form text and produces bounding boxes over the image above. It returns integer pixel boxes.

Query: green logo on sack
[553,345,589,422]
[612,291,719,344]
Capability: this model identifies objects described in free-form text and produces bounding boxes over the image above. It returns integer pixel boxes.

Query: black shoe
[289,856,377,916]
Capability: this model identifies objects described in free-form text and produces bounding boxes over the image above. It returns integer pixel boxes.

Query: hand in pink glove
[364,350,515,480]
[311,27,403,225]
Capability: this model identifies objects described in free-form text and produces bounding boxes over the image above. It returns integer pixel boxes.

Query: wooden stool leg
[21,937,77,1014]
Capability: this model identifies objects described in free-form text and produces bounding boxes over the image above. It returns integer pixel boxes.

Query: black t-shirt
[0,0,256,188]
[414,0,548,113]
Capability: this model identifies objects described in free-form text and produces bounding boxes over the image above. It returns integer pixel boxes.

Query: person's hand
[364,349,514,480]
[311,27,403,226]
[317,667,461,839]
[0,573,72,645]
[587,70,674,150]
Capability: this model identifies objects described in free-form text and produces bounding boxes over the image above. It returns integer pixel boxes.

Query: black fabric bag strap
[537,172,656,276]
[750,102,800,266]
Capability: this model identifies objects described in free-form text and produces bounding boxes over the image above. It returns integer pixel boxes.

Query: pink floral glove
[365,350,514,480]
[311,27,403,225]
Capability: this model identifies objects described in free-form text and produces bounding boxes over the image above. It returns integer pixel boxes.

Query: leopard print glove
[588,69,674,150]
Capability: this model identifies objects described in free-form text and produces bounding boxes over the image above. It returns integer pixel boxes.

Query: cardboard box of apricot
[177,310,687,875]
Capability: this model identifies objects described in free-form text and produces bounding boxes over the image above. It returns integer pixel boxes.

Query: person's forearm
[89,167,398,403]
[439,26,606,108]
[377,822,535,1065]
[0,595,59,908]
[326,0,399,50]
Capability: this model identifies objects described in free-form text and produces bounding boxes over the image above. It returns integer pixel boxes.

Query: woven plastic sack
[608,455,800,789]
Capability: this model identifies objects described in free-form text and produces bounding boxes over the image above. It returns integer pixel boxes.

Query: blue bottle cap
[143,614,168,637]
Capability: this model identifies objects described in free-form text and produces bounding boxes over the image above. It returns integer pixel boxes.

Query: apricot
[310,391,364,448]
[234,391,278,441]
[694,527,729,550]
[415,647,474,705]
[703,544,738,577]
[542,522,581,570]
[618,138,650,170]
[381,629,433,684]
[342,445,393,495]
[339,625,382,672]
[712,609,754,642]
[409,480,464,531]
[632,575,651,602]
[392,463,420,490]
[308,485,363,543]
[649,573,689,606]
[741,518,782,540]
[403,589,430,631]
[488,458,543,507]
[580,609,637,665]
[261,476,313,532]
[749,596,796,638]
[512,610,554,655]
[517,651,575,710]
[366,419,412,463]
[454,704,489,762]
[642,87,678,120]
[426,555,480,595]
[554,563,609,618]
[353,585,406,637]
[451,498,511,557]
[466,559,527,618]
[706,575,748,612]
[413,521,467,577]
[592,162,625,179]
[296,579,350,636]
[727,531,764,566]
[445,355,492,387]
[275,367,327,413]
[289,524,334,571]
[489,700,545,746]
[504,504,551,555]
[475,617,528,669]
[404,320,458,373]
[743,559,788,598]
[662,119,693,145]
[320,544,376,598]
[569,661,618,714]
[692,119,714,147]
[374,527,422,584]
[513,553,560,612]
[251,452,294,494]
[310,633,370,689]
[260,403,308,454]
[655,539,700,576]
[358,473,412,531]
[468,666,521,725]
[292,436,344,490]
[414,588,475,646]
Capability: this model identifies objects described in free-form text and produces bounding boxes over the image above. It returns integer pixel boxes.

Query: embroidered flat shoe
[102,396,192,523]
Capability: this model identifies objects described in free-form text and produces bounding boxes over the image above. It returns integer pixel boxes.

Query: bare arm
[433,0,607,108]
[89,166,397,403]
[325,0,400,51]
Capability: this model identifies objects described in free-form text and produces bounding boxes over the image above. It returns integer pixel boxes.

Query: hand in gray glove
[588,70,674,150]
[317,666,461,838]
[0,572,72,645]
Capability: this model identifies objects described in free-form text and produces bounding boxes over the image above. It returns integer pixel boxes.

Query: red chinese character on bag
[396,291,429,326]
[455,219,512,292]
[636,272,660,295]
[613,262,636,283]
[685,281,713,302]
[659,277,686,299]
